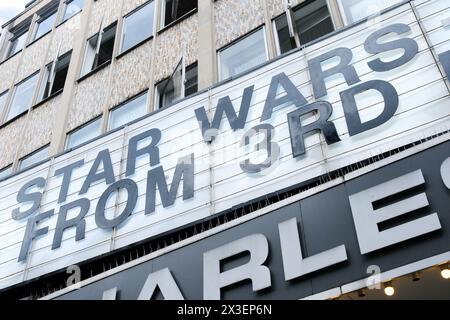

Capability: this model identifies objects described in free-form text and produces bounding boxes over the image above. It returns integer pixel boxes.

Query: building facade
[0,0,449,300]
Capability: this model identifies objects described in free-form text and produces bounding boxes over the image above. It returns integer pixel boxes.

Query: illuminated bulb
[441,265,450,279]
[383,282,395,297]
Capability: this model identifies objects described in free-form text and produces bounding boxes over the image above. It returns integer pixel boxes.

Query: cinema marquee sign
[51,140,450,300]
[0,4,449,290]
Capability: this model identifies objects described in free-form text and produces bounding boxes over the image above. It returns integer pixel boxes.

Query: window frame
[154,60,198,110]
[272,0,336,56]
[0,90,10,121]
[4,23,30,61]
[4,71,40,123]
[119,0,156,55]
[31,3,59,43]
[0,165,13,180]
[61,0,84,23]
[38,50,72,103]
[336,0,404,25]
[65,116,102,150]
[108,90,149,131]
[80,22,117,78]
[160,0,198,29]
[217,26,269,82]
[18,144,50,171]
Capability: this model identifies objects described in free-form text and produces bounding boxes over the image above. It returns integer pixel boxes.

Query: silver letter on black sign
[278,217,347,281]
[203,234,271,300]
[349,170,441,254]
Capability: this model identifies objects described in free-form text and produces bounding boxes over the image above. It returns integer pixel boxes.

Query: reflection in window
[218,28,268,81]
[0,165,12,180]
[62,0,84,22]
[162,0,197,27]
[81,23,117,77]
[155,61,198,109]
[337,0,404,25]
[274,0,334,55]
[6,73,39,121]
[33,4,58,41]
[38,51,72,102]
[121,1,155,53]
[109,91,148,130]
[19,145,50,170]
[5,24,29,60]
[65,118,102,150]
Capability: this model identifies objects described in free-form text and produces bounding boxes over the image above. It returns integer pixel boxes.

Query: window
[6,73,39,122]
[162,0,197,28]
[38,51,72,102]
[218,28,268,81]
[19,145,50,171]
[121,1,155,53]
[0,165,12,179]
[65,118,102,150]
[4,24,29,60]
[81,23,117,77]
[337,0,404,25]
[32,4,58,41]
[274,0,334,55]
[62,0,84,22]
[155,61,198,109]
[109,91,148,130]
[0,91,9,117]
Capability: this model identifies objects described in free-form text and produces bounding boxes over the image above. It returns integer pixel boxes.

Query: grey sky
[0,1,28,27]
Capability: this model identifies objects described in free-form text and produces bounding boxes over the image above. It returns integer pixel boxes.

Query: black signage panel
[56,140,450,300]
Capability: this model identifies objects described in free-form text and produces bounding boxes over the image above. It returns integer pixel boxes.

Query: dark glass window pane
[164,0,197,27]
[275,0,334,54]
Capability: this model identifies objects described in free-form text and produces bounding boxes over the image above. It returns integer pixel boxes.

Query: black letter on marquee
[12,177,46,221]
[52,198,90,250]
[340,80,399,136]
[146,154,194,215]
[195,85,254,142]
[287,101,340,158]
[80,149,116,195]
[95,179,138,229]
[55,160,84,204]
[261,73,308,122]
[308,47,361,99]
[439,50,450,80]
[126,129,161,177]
[18,210,53,262]
[365,23,419,72]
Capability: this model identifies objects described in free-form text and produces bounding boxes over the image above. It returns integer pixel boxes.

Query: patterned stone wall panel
[67,66,111,131]
[18,96,60,158]
[0,117,27,168]
[88,0,123,38]
[0,54,21,93]
[214,0,266,49]
[48,17,82,64]
[109,40,153,108]
[16,34,51,81]
[122,0,151,15]
[154,14,199,83]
